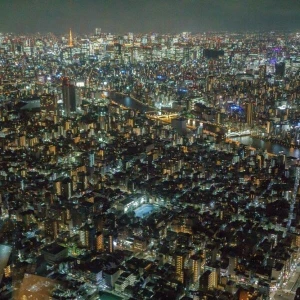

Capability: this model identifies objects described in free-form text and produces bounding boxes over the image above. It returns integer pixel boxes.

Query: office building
[275,62,285,77]
[246,103,253,126]
[62,77,76,116]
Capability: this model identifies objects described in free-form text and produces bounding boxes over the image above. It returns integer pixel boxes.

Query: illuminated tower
[69,28,73,47]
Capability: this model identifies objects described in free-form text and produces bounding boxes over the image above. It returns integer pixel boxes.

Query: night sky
[0,0,299,34]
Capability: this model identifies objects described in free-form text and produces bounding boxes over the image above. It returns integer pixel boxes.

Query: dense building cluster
[0,30,299,300]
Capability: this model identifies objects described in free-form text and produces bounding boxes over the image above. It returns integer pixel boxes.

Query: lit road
[273,291,295,300]
[270,268,300,300]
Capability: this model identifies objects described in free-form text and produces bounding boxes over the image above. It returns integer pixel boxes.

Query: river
[106,91,152,113]
[107,91,300,158]
[231,136,300,158]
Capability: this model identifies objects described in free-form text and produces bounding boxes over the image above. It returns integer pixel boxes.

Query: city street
[271,269,299,300]
[273,291,295,300]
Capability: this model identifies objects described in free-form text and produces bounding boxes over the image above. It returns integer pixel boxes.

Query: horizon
[0,0,299,34]
[1,29,299,36]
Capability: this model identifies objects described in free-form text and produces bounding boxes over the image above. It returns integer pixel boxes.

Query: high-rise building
[104,233,114,253]
[190,255,201,283]
[61,177,73,199]
[246,103,253,126]
[199,270,210,291]
[77,172,88,190]
[204,265,219,288]
[96,232,104,251]
[175,251,185,283]
[79,224,96,250]
[275,62,285,77]
[62,77,76,116]
[228,254,237,277]
[95,28,101,35]
[114,43,122,63]
[200,268,218,291]
[89,151,95,168]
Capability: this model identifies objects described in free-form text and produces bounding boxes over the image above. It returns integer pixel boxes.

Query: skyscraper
[95,28,101,35]
[275,62,285,78]
[246,103,253,126]
[175,251,185,283]
[62,77,76,116]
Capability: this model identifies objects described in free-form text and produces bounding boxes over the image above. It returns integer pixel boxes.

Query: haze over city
[0,0,300,34]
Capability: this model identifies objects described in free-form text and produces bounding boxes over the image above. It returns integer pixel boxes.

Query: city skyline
[0,0,299,34]
[0,26,300,299]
